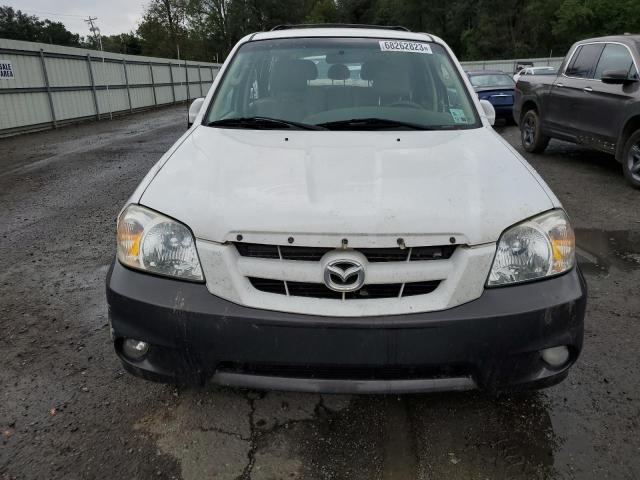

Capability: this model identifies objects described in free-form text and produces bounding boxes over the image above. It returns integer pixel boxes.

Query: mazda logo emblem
[324,259,366,292]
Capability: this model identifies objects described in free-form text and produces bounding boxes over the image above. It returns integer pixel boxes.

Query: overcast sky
[8,0,147,36]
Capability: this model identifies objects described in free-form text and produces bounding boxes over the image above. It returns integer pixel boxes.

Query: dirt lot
[0,106,638,480]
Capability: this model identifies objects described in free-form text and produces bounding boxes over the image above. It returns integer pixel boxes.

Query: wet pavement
[0,107,638,480]
[575,229,640,275]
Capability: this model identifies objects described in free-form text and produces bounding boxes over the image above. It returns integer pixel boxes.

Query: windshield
[469,73,515,88]
[206,37,480,130]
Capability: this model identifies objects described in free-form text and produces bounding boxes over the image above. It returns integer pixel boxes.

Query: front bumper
[106,261,586,394]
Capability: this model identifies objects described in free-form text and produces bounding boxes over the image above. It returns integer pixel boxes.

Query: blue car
[467,70,516,123]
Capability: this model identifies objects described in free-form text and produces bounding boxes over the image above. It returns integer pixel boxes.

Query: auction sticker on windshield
[379,41,432,54]
[449,108,469,124]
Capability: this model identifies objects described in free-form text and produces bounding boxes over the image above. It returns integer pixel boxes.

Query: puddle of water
[575,229,640,275]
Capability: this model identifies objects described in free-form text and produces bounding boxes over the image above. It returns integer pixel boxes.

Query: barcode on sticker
[379,41,432,54]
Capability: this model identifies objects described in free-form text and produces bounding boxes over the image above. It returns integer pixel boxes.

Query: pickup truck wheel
[521,110,549,153]
[622,131,640,189]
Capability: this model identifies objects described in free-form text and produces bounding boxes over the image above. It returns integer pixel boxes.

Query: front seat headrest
[328,64,350,81]
[360,60,391,81]
[270,60,318,94]
[361,59,411,98]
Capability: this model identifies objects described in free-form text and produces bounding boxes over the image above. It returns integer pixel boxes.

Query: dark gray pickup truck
[514,35,640,188]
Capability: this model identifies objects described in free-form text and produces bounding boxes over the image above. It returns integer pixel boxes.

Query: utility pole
[85,17,113,120]
[85,16,99,43]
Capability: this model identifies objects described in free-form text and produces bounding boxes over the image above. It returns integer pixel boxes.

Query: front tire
[521,109,550,153]
[622,130,640,189]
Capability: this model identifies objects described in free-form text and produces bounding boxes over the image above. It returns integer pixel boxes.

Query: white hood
[139,126,555,247]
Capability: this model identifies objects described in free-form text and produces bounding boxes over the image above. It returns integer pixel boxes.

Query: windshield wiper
[317,118,434,131]
[207,117,326,131]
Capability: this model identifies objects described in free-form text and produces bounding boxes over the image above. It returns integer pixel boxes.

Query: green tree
[5,0,640,64]
[185,0,316,59]
[187,0,231,57]
[553,0,640,49]
[307,0,340,23]
[100,33,143,55]
[335,0,377,23]
[0,6,81,46]
[458,0,565,60]
[371,0,405,26]
[137,0,189,58]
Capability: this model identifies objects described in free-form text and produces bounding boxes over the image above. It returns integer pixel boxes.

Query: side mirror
[188,98,205,128]
[479,99,496,126]
[601,69,636,85]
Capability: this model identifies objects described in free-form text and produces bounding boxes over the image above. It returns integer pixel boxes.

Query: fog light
[541,346,570,368]
[122,338,149,360]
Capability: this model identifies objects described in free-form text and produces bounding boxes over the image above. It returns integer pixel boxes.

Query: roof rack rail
[271,24,410,32]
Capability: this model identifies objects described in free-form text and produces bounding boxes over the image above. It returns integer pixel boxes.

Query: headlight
[117,204,204,282]
[488,209,575,287]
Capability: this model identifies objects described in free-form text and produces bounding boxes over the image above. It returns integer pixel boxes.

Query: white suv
[107,25,586,394]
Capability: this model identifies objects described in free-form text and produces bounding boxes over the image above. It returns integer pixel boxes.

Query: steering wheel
[389,101,423,109]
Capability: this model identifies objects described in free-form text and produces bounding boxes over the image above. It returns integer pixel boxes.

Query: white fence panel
[96,88,129,113]
[46,56,90,87]
[155,85,174,105]
[200,68,213,82]
[127,63,152,85]
[0,92,50,129]
[130,87,155,109]
[0,52,45,88]
[52,90,95,120]
[171,65,186,83]
[151,65,171,84]
[174,84,187,102]
[0,38,221,135]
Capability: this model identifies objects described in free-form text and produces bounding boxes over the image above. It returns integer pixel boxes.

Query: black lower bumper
[106,261,586,394]
[494,105,515,120]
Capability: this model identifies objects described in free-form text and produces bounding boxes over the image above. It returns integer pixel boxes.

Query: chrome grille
[197,239,498,316]
[235,242,454,301]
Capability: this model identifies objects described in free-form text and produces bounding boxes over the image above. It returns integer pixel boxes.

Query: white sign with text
[0,60,14,79]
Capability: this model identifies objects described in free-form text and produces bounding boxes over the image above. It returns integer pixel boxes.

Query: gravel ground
[0,107,638,480]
